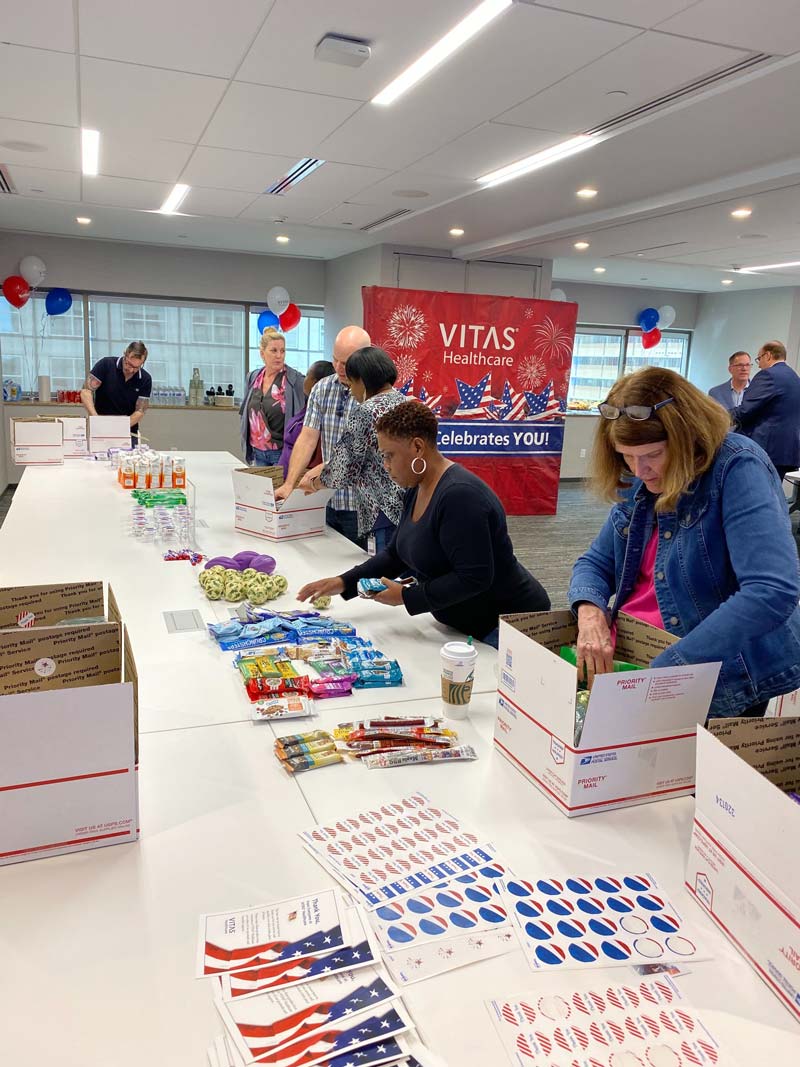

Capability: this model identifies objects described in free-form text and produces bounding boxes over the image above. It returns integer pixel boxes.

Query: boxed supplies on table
[232,466,333,541]
[0,581,139,865]
[10,417,64,465]
[493,609,720,817]
[685,717,800,1023]
[88,414,131,452]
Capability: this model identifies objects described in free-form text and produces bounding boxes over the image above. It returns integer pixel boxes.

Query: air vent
[264,158,325,195]
[360,208,412,232]
[587,53,773,136]
[0,165,17,194]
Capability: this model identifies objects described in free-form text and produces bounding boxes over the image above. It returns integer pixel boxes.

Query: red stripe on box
[494,737,569,809]
[0,767,129,792]
[497,688,696,753]
[685,878,800,1020]
[235,525,324,540]
[0,830,132,859]
[692,818,800,931]
[236,502,325,516]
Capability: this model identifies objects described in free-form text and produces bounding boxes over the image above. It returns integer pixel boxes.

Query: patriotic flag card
[211,1033,437,1067]
[219,910,379,1002]
[217,968,400,1064]
[197,889,353,979]
[487,976,724,1067]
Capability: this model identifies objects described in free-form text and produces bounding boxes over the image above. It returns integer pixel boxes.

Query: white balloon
[19,255,47,287]
[550,288,567,302]
[266,285,291,316]
[657,304,676,329]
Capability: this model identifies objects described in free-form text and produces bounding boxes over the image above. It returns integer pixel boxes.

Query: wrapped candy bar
[362,745,478,769]
[309,676,356,699]
[251,696,311,723]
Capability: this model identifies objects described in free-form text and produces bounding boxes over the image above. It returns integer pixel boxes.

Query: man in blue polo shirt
[80,341,152,443]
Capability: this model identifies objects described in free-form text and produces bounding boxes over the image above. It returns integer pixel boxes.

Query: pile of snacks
[334,714,477,768]
[198,551,287,604]
[273,730,343,774]
[208,610,357,651]
[559,644,643,744]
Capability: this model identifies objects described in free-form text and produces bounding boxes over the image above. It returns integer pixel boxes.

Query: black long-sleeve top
[339,464,550,640]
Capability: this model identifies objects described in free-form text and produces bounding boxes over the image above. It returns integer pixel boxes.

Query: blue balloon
[45,288,72,316]
[257,309,280,333]
[638,307,659,332]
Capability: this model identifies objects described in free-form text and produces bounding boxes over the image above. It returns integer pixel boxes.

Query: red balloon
[2,274,31,309]
[279,303,302,331]
[641,327,662,350]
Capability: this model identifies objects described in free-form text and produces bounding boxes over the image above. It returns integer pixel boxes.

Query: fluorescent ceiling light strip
[477,135,596,188]
[736,259,800,271]
[81,128,99,176]
[265,158,325,195]
[159,183,190,214]
[372,0,512,106]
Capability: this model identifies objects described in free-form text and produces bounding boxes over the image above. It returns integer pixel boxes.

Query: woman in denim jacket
[570,367,800,718]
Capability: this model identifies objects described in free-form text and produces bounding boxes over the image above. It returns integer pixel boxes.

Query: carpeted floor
[0,486,15,526]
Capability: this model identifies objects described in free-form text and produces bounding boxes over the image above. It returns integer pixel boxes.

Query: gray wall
[551,280,699,329]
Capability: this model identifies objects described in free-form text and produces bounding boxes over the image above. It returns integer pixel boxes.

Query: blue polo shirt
[90,356,152,418]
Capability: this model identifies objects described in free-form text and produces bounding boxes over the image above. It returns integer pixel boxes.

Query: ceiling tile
[81,57,226,141]
[78,0,268,78]
[238,195,336,223]
[101,137,194,183]
[534,0,698,28]
[0,45,77,126]
[202,82,362,155]
[284,162,393,203]
[181,187,258,218]
[6,166,81,200]
[1,2,76,50]
[238,0,478,101]
[657,0,800,56]
[499,31,748,134]
[81,174,172,210]
[415,123,564,179]
[0,119,80,171]
[182,146,301,193]
[315,4,638,169]
[312,202,388,229]
[351,169,474,209]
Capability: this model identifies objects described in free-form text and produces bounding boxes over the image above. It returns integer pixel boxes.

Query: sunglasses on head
[598,396,675,421]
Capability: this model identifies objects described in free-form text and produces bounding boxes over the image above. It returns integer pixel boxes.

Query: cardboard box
[0,581,139,866]
[10,418,63,465]
[88,414,131,452]
[685,719,800,1022]
[768,687,800,717]
[232,466,334,541]
[493,610,721,817]
[58,416,88,457]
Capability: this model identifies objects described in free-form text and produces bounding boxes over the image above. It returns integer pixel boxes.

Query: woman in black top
[297,401,550,646]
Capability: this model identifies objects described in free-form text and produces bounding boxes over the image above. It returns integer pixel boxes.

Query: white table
[0,454,798,1066]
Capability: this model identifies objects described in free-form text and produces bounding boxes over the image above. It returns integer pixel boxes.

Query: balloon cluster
[256,285,302,334]
[1,255,73,316]
[637,304,676,350]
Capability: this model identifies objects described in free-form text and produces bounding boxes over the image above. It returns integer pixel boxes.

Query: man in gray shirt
[709,351,751,411]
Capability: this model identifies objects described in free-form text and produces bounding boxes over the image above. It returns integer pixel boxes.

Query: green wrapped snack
[272,574,288,595]
[241,568,257,581]
[205,578,224,600]
[559,645,642,675]
[312,595,331,610]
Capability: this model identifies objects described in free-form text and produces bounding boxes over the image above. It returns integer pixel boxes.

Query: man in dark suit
[709,350,751,411]
[735,340,800,481]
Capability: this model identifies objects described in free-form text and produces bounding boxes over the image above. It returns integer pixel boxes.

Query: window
[248,308,325,376]
[121,303,167,341]
[567,325,691,409]
[191,308,235,346]
[0,294,86,393]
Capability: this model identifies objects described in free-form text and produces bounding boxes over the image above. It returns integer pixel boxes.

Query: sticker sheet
[487,976,723,1067]
[218,909,378,1002]
[384,924,519,986]
[300,792,498,907]
[197,889,352,978]
[501,874,707,972]
[217,968,398,1064]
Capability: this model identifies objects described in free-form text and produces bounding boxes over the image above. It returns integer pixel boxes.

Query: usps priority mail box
[685,719,800,1023]
[493,610,720,817]
[232,466,333,541]
[58,416,89,458]
[11,418,63,465]
[88,414,130,452]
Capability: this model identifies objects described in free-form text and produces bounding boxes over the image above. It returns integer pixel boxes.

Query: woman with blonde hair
[239,327,305,466]
[570,367,800,718]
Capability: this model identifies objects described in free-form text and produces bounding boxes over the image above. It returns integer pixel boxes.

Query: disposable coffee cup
[440,640,478,719]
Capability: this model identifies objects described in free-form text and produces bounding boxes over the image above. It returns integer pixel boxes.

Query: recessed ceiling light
[449,227,465,236]
[721,279,734,285]
[636,252,645,257]
[573,241,590,250]
[372,0,512,106]
[576,187,598,199]
[276,235,290,244]
[606,89,629,98]
[477,135,596,188]
[158,183,190,214]
[81,128,99,176]
[76,216,92,225]
[731,207,752,219]
[593,266,606,273]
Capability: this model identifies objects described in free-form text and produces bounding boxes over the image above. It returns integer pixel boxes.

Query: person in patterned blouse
[307,347,406,552]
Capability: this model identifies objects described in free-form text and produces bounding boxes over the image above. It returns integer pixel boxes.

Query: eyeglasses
[598,397,675,420]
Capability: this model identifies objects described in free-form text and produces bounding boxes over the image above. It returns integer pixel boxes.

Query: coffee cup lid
[442,641,478,659]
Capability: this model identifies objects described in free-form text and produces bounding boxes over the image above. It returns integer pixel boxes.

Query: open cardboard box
[58,416,89,457]
[0,581,139,865]
[10,417,64,465]
[88,414,131,452]
[232,465,333,541]
[493,610,720,816]
[685,717,800,1022]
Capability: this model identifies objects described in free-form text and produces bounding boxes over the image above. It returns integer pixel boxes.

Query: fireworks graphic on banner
[518,353,547,391]
[391,353,419,384]
[524,305,536,320]
[386,304,428,349]
[422,369,433,385]
[531,315,574,364]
